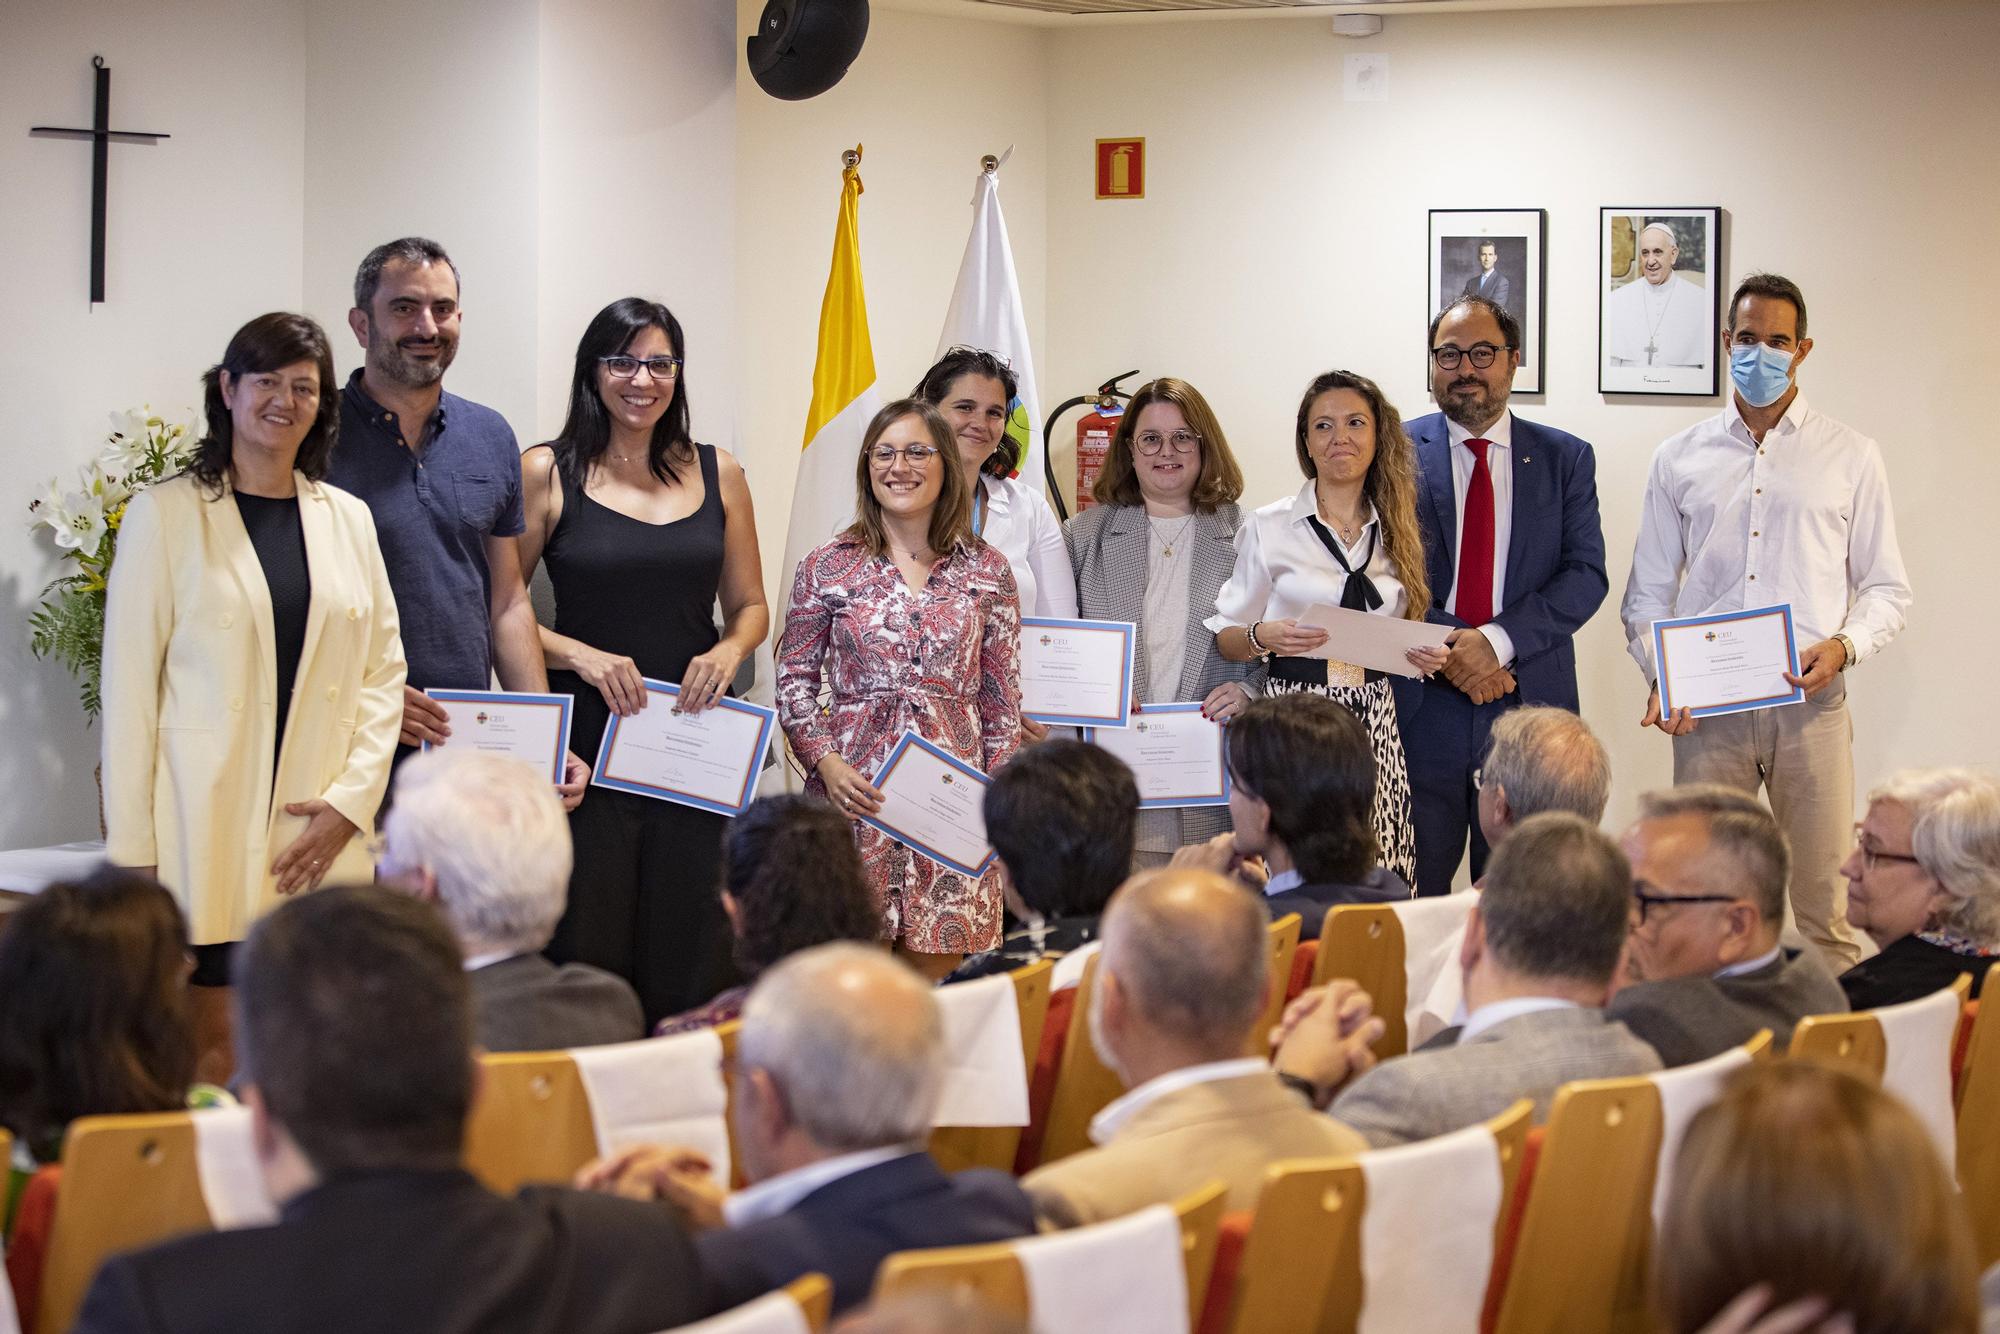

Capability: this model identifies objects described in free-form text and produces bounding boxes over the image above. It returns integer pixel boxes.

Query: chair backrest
[872,1181,1226,1330]
[1313,905,1408,1056]
[37,1112,213,1334]
[1958,965,2000,1268]
[930,959,1053,1174]
[461,1050,598,1194]
[1035,953,1132,1166]
[1250,915,1302,1055]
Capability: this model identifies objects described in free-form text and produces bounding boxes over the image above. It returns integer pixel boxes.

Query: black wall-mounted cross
[30,56,171,304]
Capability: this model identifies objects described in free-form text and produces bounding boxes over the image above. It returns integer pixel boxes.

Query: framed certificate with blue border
[1018,617,1136,729]
[1652,604,1805,719]
[1085,703,1231,808]
[422,689,573,784]
[590,680,775,817]
[860,731,996,879]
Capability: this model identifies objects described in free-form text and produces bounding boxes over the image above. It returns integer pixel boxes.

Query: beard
[369,326,458,388]
[1439,376,1506,430]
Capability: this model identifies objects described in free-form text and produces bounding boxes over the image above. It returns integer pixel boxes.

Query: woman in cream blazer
[102,313,405,961]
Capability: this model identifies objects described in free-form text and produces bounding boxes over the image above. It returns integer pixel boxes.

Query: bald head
[739,943,942,1151]
[1101,869,1269,1057]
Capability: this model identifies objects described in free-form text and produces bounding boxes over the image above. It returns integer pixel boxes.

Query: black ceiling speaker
[747,0,869,101]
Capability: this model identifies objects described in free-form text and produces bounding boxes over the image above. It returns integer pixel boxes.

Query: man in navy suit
[576,944,1037,1315]
[1401,296,1608,895]
[1459,240,1513,315]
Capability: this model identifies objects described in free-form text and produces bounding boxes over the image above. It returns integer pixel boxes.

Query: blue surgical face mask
[1730,342,1795,407]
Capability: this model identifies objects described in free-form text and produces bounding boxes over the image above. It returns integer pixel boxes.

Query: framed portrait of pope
[1599,206,1722,396]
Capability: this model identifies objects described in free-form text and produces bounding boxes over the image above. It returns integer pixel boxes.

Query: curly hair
[725,795,884,975]
[1291,369,1430,619]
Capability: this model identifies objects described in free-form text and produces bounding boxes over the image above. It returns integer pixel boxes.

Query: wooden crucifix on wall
[30,56,172,304]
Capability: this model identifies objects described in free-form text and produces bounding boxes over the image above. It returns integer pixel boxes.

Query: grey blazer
[470,953,646,1053]
[1610,948,1848,1068]
[1330,1006,1663,1148]
[1064,502,1261,842]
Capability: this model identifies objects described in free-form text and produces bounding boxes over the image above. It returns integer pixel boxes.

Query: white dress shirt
[1457,996,1578,1044]
[1620,393,1911,679]
[721,1142,918,1227]
[1443,414,1517,668]
[1206,484,1407,649]
[1087,1057,1270,1145]
[978,473,1078,620]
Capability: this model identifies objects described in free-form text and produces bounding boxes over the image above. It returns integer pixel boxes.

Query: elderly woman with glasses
[777,399,1022,980]
[1063,377,1257,867]
[517,297,769,1025]
[1836,768,2000,1008]
[1207,371,1446,886]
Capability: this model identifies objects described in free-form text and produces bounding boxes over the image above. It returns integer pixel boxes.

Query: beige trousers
[1672,675,1861,970]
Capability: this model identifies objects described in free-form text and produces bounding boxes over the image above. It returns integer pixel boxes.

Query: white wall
[733,0,1050,607]
[1041,0,2000,832]
[0,0,307,848]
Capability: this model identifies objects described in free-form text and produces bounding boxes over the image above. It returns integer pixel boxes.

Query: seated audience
[581,944,1035,1315]
[1476,704,1612,856]
[1657,1061,1978,1334]
[74,886,708,1334]
[1175,694,1409,940]
[1611,785,1848,1065]
[659,794,883,1034]
[1838,768,2000,1009]
[949,740,1137,982]
[1022,868,1365,1224]
[1276,813,1659,1146]
[379,750,643,1052]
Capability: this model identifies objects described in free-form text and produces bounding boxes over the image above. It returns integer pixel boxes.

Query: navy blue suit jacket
[696,1151,1037,1315]
[1400,412,1608,715]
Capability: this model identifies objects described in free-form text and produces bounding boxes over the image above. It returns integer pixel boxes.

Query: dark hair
[1480,812,1631,985]
[0,866,195,1162]
[1727,272,1808,339]
[1428,294,1522,352]
[1290,369,1431,619]
[844,399,977,559]
[724,795,883,974]
[549,297,696,490]
[353,236,460,312]
[984,741,1139,918]
[238,886,471,1174]
[1092,377,1245,512]
[1659,1062,1977,1334]
[913,348,1020,478]
[1227,695,1377,885]
[190,313,340,490]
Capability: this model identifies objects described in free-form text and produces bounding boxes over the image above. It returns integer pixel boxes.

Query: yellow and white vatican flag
[779,145,882,600]
[937,147,1045,496]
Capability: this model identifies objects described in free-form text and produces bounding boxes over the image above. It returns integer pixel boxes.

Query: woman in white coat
[102,312,405,1067]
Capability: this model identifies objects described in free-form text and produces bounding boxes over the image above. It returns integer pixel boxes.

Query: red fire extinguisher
[1041,371,1139,522]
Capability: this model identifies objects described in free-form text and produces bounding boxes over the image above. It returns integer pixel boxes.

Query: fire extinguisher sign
[1095,138,1144,201]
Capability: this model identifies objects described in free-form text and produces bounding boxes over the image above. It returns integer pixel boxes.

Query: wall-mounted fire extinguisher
[1041,370,1140,522]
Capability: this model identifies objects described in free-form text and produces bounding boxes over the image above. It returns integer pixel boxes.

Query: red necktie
[1455,438,1495,627]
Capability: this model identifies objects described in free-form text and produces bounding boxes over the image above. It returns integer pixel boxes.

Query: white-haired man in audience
[379,749,642,1051]
[579,944,1036,1316]
[1610,784,1848,1066]
[1021,868,1366,1225]
[1275,813,1660,1147]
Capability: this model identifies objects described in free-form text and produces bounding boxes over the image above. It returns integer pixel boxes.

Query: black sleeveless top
[543,443,726,762]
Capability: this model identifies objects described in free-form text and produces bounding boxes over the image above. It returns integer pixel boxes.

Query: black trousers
[547,787,738,1028]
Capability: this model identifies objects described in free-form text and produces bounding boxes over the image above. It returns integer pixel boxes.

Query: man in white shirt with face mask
[1621,273,1913,969]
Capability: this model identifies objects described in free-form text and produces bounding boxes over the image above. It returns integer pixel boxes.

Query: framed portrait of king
[1599,206,1722,396]
[1429,208,1546,394]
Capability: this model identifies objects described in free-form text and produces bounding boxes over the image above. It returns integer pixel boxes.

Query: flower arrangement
[27,408,200,718]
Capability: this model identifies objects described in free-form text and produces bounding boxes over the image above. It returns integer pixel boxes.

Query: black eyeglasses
[600,355,683,381]
[1430,343,1511,370]
[1852,824,1923,874]
[1631,889,1739,925]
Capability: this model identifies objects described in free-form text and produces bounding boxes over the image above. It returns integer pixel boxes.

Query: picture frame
[1599,205,1723,396]
[1429,208,1546,394]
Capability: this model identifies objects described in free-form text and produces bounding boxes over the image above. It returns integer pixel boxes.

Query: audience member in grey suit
[380,749,642,1052]
[1275,812,1660,1147]
[1611,785,1848,1067]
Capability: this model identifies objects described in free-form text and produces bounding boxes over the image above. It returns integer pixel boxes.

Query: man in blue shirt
[329,237,583,804]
